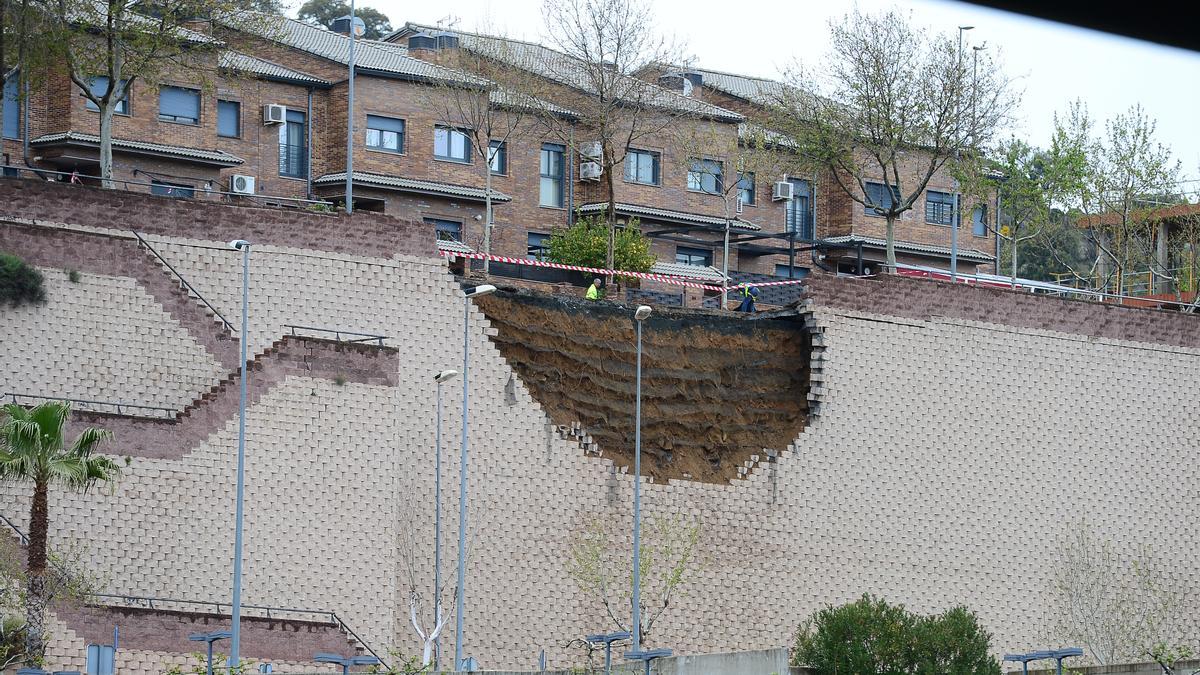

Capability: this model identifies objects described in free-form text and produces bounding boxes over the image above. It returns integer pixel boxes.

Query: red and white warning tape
[439,250,811,293]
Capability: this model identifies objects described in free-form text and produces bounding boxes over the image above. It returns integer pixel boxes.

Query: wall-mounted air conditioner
[772,181,794,201]
[263,104,287,125]
[231,174,256,195]
[579,161,602,181]
[580,141,602,160]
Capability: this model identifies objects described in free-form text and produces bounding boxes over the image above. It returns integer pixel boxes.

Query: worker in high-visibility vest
[586,278,602,301]
[736,285,759,312]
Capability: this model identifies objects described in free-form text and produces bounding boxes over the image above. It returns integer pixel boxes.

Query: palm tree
[0,402,121,664]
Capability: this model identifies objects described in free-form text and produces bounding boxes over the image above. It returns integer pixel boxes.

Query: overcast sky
[352,0,1200,195]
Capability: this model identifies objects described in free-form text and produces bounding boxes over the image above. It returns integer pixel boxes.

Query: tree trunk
[99,103,115,189]
[884,215,897,272]
[24,478,49,663]
[1011,238,1018,289]
[604,146,617,283]
[483,164,493,275]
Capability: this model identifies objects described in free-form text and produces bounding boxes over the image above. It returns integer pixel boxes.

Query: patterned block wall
[2,216,1199,673]
[0,268,225,409]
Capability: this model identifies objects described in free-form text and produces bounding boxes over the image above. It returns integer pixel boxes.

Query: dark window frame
[426,217,464,243]
[150,179,195,199]
[527,231,551,259]
[278,108,307,179]
[157,85,201,125]
[687,157,723,195]
[737,171,756,206]
[676,245,713,267]
[624,148,660,185]
[539,143,565,209]
[864,181,901,217]
[489,139,507,175]
[366,114,406,154]
[925,189,957,226]
[972,204,988,237]
[84,77,130,116]
[217,99,241,138]
[434,125,472,163]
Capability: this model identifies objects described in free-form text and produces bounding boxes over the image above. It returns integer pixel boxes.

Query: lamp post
[314,653,380,675]
[432,368,458,669]
[189,631,232,675]
[585,631,630,675]
[454,284,496,671]
[630,305,651,650]
[227,239,250,670]
[344,1,360,214]
[952,25,974,283]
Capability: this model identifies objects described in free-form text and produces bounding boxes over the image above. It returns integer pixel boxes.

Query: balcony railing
[279,143,307,179]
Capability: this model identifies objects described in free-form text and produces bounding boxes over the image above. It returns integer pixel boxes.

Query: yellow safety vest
[586,284,600,300]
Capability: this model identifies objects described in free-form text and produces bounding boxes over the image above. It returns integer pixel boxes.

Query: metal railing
[132,230,236,334]
[284,325,390,346]
[0,164,330,208]
[1052,265,1198,299]
[4,392,176,419]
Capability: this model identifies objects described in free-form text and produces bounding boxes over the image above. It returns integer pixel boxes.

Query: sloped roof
[650,261,725,282]
[392,23,743,122]
[685,66,791,107]
[823,235,994,262]
[1078,202,1200,228]
[577,202,761,231]
[31,132,244,166]
[313,171,512,202]
[220,51,330,86]
[236,16,483,86]
[437,238,475,255]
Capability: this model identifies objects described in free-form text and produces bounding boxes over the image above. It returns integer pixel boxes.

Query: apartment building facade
[1,14,994,299]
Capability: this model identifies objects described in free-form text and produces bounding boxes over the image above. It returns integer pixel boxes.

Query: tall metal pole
[229,243,250,670]
[454,297,470,670]
[345,0,356,214]
[630,316,644,650]
[433,378,444,670]
[952,26,973,282]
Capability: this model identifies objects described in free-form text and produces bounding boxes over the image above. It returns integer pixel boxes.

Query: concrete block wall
[3,194,1200,673]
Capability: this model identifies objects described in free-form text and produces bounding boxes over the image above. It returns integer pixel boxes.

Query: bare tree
[774,6,1017,272]
[534,0,692,275]
[1049,519,1187,665]
[566,514,702,650]
[396,498,452,669]
[675,120,800,305]
[418,40,552,273]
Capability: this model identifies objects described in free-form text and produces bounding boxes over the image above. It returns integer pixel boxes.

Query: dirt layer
[474,288,811,484]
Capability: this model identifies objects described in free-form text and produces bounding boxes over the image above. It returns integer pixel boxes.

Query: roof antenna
[436,14,460,29]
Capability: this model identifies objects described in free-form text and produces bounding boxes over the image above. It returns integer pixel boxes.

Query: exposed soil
[475,288,811,484]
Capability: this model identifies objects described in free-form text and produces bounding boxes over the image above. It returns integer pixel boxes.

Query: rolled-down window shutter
[159,86,199,122]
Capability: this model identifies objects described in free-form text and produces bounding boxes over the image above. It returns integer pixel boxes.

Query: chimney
[331,15,365,38]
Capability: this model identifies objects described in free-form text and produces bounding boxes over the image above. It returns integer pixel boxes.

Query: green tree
[792,594,1000,675]
[296,0,390,39]
[0,401,121,663]
[547,217,656,274]
[0,253,46,307]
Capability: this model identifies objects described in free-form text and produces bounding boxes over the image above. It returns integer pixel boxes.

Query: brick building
[1,14,995,295]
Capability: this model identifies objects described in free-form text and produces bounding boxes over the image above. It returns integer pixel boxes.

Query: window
[624,149,659,185]
[737,172,756,206]
[687,158,722,194]
[217,100,240,138]
[786,178,814,239]
[676,246,713,267]
[925,190,956,226]
[366,115,404,153]
[972,204,988,237]
[158,86,200,124]
[3,74,19,139]
[539,143,565,208]
[488,140,507,175]
[150,180,195,199]
[84,77,129,115]
[527,232,550,259]
[278,108,306,178]
[775,264,810,278]
[425,217,463,242]
[434,126,471,162]
[864,181,900,216]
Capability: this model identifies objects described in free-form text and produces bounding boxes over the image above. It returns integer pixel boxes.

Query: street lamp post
[189,631,232,675]
[227,239,250,670]
[952,25,974,283]
[314,653,380,675]
[454,284,496,671]
[585,631,630,675]
[344,1,359,213]
[432,368,458,669]
[630,305,651,650]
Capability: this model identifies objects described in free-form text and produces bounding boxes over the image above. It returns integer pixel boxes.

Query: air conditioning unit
[580,141,602,160]
[263,104,286,125]
[579,161,602,181]
[772,180,794,201]
[230,174,256,195]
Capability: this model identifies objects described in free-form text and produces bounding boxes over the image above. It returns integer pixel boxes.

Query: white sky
[336,0,1200,194]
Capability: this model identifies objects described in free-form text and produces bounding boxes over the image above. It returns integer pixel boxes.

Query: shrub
[0,253,46,307]
[792,594,1000,675]
[547,216,656,273]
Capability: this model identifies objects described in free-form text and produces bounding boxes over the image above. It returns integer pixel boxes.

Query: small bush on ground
[792,593,1000,674]
[0,253,46,307]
